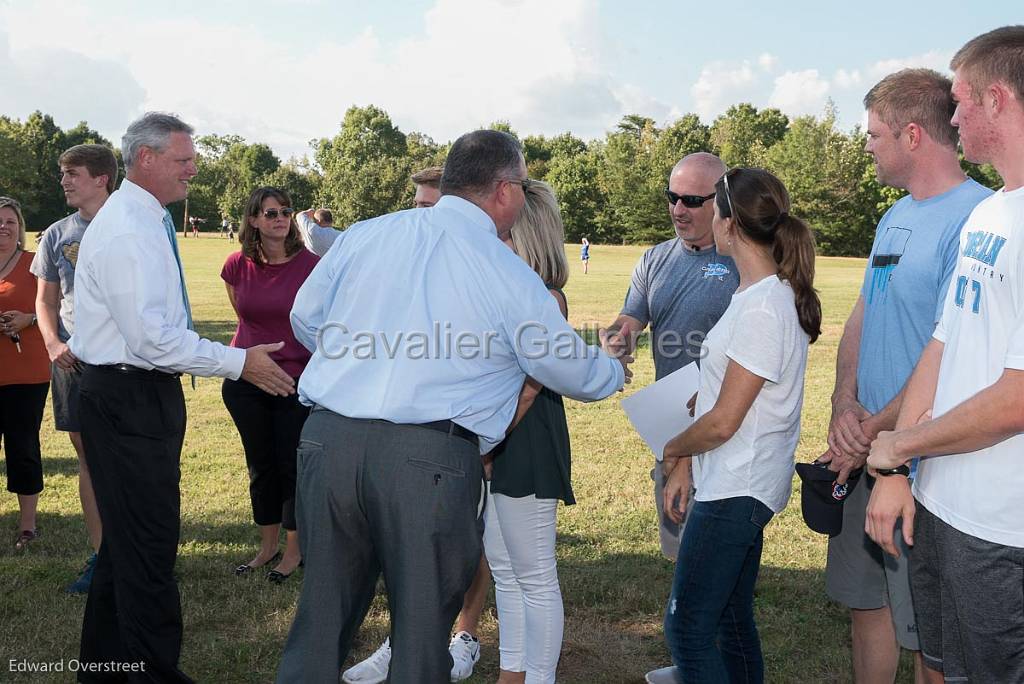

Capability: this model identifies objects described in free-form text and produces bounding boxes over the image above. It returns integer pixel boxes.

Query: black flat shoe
[266,561,302,584]
[266,569,289,584]
[234,551,282,576]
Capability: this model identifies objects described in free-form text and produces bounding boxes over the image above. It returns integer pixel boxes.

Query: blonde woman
[485,180,572,684]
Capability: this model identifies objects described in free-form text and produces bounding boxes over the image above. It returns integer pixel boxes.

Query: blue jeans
[664,496,774,683]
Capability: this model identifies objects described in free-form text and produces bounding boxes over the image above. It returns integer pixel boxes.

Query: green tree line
[0,104,1002,256]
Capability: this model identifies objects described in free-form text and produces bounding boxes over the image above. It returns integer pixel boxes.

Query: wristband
[875,464,910,477]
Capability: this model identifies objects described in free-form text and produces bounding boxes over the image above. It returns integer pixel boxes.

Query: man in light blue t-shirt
[821,69,992,684]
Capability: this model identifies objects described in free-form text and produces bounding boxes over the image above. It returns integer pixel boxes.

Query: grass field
[0,238,915,683]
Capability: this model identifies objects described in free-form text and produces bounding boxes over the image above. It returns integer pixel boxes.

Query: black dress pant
[77,365,192,683]
[221,378,308,530]
[0,382,49,495]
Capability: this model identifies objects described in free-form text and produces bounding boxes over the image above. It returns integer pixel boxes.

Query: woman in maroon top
[222,187,319,583]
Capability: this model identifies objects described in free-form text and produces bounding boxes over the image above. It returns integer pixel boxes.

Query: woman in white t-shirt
[660,168,821,682]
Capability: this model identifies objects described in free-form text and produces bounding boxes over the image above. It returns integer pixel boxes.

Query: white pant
[483,482,563,683]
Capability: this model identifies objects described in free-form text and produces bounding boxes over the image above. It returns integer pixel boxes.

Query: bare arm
[661,360,767,523]
[870,357,1022,469]
[663,359,767,464]
[35,278,77,369]
[832,296,864,405]
[224,282,239,317]
[860,386,905,439]
[825,296,873,459]
[604,313,645,357]
[864,338,945,556]
[507,289,569,432]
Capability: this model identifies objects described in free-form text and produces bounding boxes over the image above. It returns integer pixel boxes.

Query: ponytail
[773,215,821,343]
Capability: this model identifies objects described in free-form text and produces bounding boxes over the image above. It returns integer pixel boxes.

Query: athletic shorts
[911,502,1024,681]
[51,363,82,433]
[825,475,919,650]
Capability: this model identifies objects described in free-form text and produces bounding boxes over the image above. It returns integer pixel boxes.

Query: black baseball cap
[795,461,863,536]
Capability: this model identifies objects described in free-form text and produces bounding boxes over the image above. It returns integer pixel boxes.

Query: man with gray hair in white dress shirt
[277,129,632,683]
[69,112,295,682]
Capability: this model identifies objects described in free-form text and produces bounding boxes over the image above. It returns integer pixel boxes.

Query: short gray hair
[121,112,194,170]
[440,130,523,200]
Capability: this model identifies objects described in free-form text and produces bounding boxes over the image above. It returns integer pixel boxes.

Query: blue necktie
[163,211,196,388]
[162,211,194,330]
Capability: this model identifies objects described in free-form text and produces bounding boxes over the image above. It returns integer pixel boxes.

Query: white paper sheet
[620,362,700,461]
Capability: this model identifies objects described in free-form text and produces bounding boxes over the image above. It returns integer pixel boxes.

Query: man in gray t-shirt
[607,153,738,563]
[30,143,116,595]
[32,212,88,342]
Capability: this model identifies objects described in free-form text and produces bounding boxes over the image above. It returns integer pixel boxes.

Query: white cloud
[690,60,759,120]
[833,68,863,90]
[832,50,952,94]
[0,31,146,137]
[769,69,831,117]
[758,53,779,72]
[0,0,655,160]
[866,50,951,80]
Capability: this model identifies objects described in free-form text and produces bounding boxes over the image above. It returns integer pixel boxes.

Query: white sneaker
[342,638,391,684]
[645,665,683,684]
[448,631,481,682]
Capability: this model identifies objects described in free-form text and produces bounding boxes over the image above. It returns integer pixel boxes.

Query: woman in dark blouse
[484,181,572,684]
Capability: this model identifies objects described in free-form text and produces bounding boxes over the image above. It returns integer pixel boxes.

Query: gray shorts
[911,502,1024,681]
[51,363,82,433]
[651,464,694,561]
[825,475,919,650]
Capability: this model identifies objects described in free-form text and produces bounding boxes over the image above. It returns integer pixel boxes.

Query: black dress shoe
[266,560,303,584]
[234,551,282,576]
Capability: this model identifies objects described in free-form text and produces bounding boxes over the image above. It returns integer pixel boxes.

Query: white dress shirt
[69,179,246,378]
[291,195,624,453]
[295,211,341,257]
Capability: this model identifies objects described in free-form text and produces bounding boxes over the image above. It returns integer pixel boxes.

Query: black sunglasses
[665,189,716,208]
[262,208,294,219]
[499,177,534,192]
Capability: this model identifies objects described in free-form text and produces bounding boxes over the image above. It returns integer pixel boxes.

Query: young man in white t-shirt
[867,26,1024,682]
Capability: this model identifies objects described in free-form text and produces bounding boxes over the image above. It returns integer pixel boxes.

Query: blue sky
[0,0,1017,160]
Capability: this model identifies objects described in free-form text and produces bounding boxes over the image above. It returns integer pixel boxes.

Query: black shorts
[51,363,82,433]
[911,502,1024,680]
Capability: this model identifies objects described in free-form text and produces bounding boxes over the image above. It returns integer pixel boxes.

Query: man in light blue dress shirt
[278,130,631,683]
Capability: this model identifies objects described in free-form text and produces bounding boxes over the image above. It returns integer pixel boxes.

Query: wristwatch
[875,464,911,477]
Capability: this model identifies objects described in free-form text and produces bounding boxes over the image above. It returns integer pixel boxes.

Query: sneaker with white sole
[644,665,683,684]
[448,631,480,682]
[342,638,391,684]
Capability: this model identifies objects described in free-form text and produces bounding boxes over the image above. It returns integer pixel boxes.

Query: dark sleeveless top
[490,287,574,504]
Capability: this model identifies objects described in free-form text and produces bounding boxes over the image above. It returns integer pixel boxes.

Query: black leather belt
[415,420,477,445]
[89,363,182,379]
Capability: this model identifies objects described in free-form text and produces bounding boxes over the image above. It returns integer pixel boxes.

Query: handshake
[599,324,636,387]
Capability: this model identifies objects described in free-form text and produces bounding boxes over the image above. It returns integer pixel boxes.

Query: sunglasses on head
[665,189,716,208]
[262,208,294,219]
